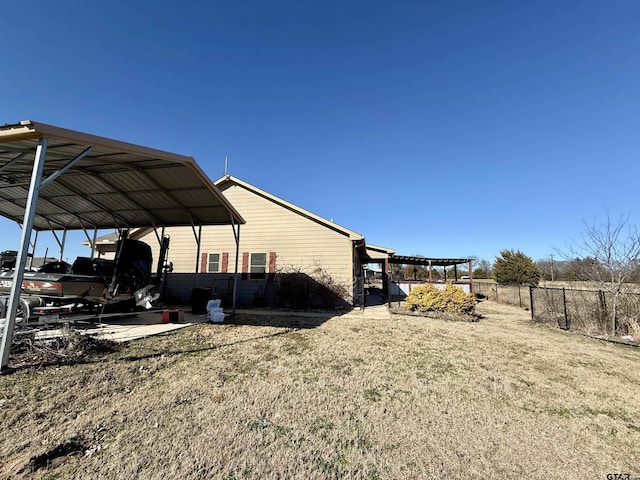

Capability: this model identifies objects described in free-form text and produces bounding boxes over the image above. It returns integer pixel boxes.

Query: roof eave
[0,121,246,226]
[215,175,361,239]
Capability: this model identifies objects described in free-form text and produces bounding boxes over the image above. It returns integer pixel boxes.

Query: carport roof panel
[0,120,244,230]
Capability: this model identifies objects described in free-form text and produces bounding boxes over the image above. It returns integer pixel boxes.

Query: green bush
[405,283,475,315]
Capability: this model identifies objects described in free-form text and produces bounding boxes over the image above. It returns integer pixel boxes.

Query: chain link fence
[476,281,640,338]
[473,282,531,309]
[530,287,640,337]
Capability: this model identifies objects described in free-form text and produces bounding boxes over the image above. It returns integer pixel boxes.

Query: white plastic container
[206,299,221,310]
[206,299,224,322]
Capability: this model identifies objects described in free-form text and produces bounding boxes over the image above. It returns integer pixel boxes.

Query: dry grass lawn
[1,301,639,479]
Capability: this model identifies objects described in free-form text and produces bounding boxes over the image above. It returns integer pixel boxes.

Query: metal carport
[0,120,245,371]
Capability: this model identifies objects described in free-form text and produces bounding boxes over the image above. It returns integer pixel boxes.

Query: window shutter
[222,252,229,273]
[241,252,249,280]
[200,252,207,273]
[268,252,277,279]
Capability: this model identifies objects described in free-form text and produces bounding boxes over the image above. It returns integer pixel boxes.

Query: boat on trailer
[0,235,170,325]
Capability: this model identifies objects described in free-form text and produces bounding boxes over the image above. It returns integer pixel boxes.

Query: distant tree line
[535,256,640,283]
[391,249,640,287]
[486,214,640,337]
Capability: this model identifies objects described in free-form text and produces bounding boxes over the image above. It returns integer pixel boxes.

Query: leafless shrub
[275,260,350,309]
[559,213,640,336]
[10,326,121,367]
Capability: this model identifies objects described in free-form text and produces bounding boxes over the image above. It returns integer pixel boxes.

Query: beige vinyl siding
[138,184,355,289]
[365,247,390,261]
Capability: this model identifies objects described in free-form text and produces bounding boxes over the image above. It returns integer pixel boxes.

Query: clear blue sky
[2,1,639,264]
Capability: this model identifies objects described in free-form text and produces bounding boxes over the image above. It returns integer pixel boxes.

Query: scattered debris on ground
[10,327,122,368]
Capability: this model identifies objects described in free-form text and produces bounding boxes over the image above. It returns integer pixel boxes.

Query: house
[98,175,394,308]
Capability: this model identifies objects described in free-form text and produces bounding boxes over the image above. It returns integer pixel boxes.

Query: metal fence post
[562,287,569,330]
[529,286,534,319]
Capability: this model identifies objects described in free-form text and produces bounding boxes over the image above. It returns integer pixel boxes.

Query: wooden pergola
[387,255,474,284]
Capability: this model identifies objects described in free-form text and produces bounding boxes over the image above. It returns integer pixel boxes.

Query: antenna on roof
[224,156,228,177]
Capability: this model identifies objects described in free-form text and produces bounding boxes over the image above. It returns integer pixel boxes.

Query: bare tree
[474,259,493,279]
[560,213,640,336]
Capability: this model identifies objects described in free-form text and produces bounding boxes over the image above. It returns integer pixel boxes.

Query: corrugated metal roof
[0,120,244,230]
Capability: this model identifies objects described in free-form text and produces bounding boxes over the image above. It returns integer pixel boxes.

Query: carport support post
[91,228,98,259]
[231,217,240,314]
[192,223,202,287]
[30,230,38,262]
[47,227,67,262]
[1,138,48,371]
[58,229,67,261]
[79,224,99,259]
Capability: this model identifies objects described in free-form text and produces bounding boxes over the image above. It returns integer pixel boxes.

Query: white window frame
[207,252,221,273]
[249,252,268,279]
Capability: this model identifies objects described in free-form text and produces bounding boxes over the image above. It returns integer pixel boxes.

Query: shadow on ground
[223,311,341,329]
[365,286,388,307]
[8,324,301,372]
[5,308,351,372]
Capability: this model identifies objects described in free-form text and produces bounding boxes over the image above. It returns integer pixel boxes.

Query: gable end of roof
[214,175,363,240]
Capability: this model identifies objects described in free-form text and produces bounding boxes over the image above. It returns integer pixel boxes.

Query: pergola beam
[388,255,472,267]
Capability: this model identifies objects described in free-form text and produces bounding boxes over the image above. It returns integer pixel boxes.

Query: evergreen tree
[493,249,540,286]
